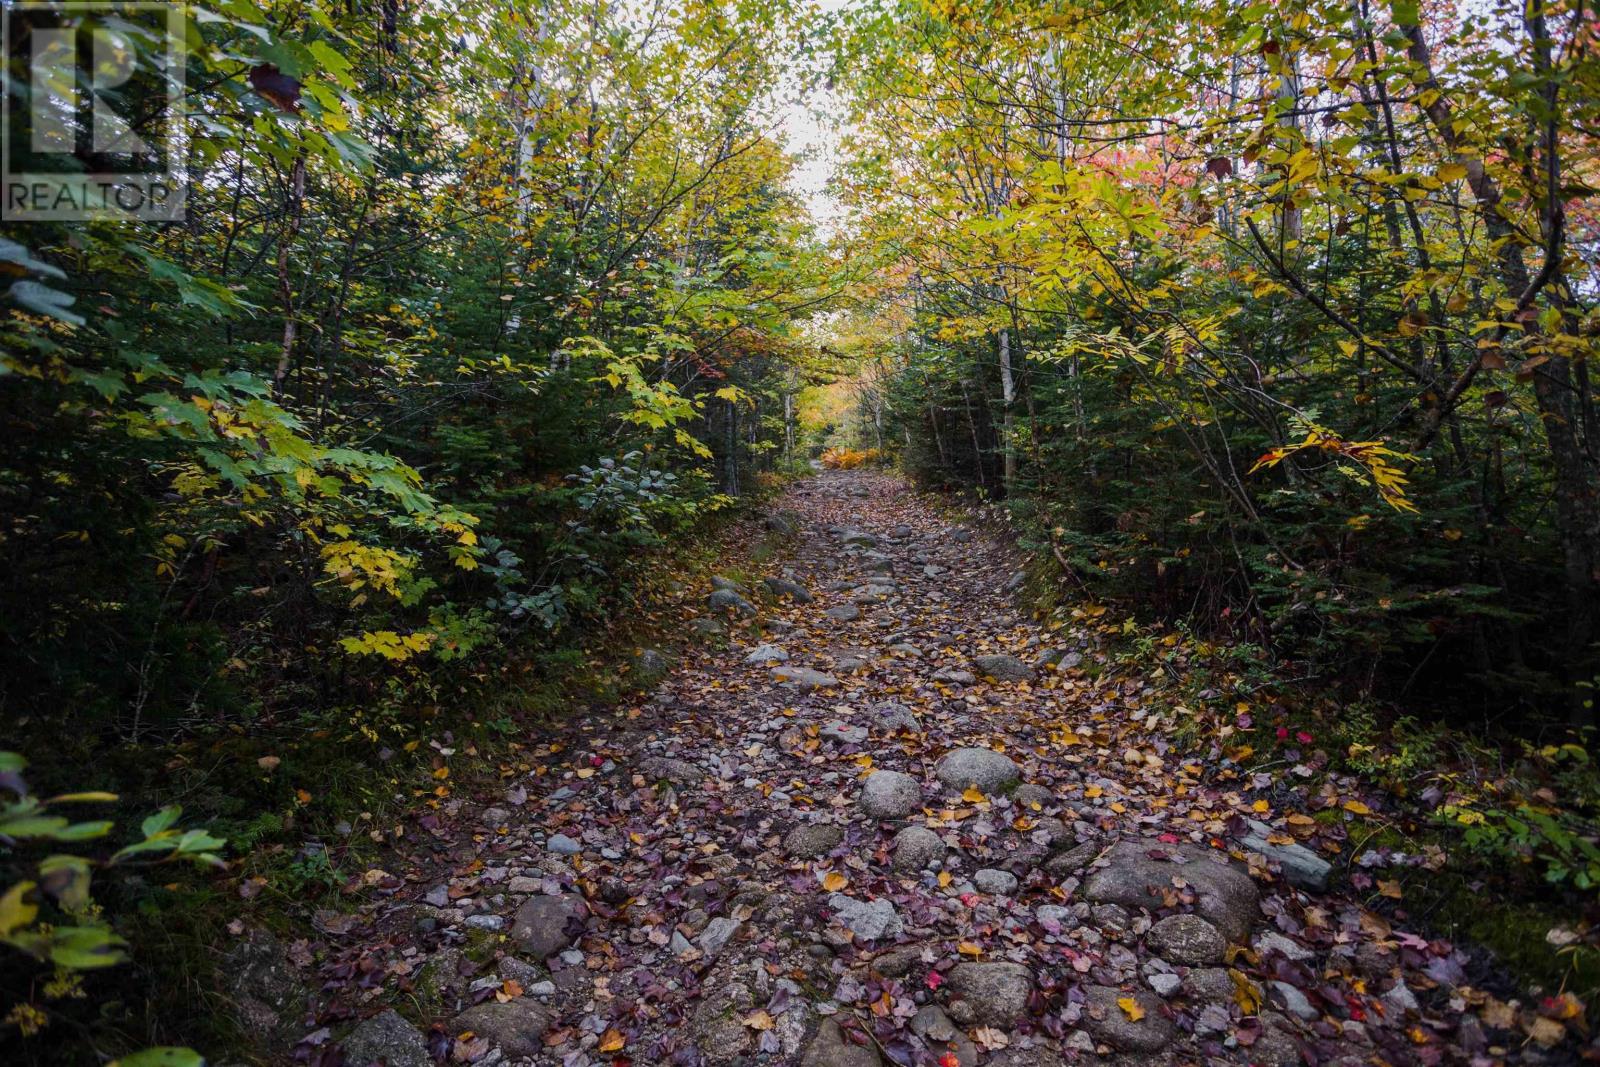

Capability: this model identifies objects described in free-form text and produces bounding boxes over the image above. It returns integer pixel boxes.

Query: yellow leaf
[1251,799,1270,813]
[961,785,986,804]
[1377,879,1404,900]
[576,767,595,779]
[0,881,38,936]
[1526,1015,1566,1047]
[1229,969,1262,1013]
[958,941,983,957]
[598,1029,626,1052]
[1117,996,1145,1021]
[937,871,952,887]
[1342,800,1373,816]
[743,1009,775,1030]
[822,871,848,892]
[433,766,450,780]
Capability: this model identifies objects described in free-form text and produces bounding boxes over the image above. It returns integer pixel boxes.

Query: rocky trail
[278,471,1544,1067]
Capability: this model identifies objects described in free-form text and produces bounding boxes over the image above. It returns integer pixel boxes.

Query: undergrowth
[2,482,793,1065]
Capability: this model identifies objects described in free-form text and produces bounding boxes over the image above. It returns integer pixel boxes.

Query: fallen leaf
[1117,996,1145,1022]
[598,1028,626,1052]
[1229,968,1262,1013]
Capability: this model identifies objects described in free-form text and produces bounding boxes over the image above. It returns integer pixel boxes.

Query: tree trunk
[1405,13,1599,721]
[998,327,1016,491]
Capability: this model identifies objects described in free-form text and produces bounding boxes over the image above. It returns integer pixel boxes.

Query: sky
[777,0,853,230]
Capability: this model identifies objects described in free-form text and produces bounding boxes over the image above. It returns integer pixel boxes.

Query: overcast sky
[778,0,852,230]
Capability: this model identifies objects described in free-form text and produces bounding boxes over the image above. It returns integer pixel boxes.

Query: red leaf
[249,64,302,112]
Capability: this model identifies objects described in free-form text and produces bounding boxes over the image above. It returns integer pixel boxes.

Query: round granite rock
[1082,985,1174,1053]
[859,770,923,819]
[1145,913,1227,965]
[1082,839,1259,942]
[935,747,1020,794]
[891,825,946,873]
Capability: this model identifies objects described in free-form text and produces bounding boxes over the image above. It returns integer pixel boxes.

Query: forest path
[320,471,1508,1067]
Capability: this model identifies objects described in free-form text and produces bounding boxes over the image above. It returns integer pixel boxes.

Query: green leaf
[51,820,115,842]
[141,805,182,839]
[46,925,128,969]
[38,855,92,911]
[0,815,70,838]
[111,1050,206,1067]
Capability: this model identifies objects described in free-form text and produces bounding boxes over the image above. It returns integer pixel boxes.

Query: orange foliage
[820,448,882,470]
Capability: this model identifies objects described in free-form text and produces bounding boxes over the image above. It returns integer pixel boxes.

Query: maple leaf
[598,1029,626,1052]
[1117,996,1145,1022]
[1229,969,1262,1013]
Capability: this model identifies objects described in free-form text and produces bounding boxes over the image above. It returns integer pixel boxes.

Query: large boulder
[935,747,1021,794]
[510,892,588,958]
[708,587,756,616]
[765,576,813,603]
[859,770,923,819]
[873,702,921,734]
[1082,840,1259,942]
[1239,818,1333,891]
[452,999,556,1058]
[909,1005,977,1067]
[891,825,945,873]
[971,654,1034,682]
[785,822,844,859]
[773,665,840,691]
[828,894,903,941]
[802,1018,881,1067]
[638,755,705,785]
[946,961,1033,1026]
[342,1009,430,1067]
[765,510,801,535]
[1081,985,1174,1053]
[630,648,668,683]
[220,930,309,1053]
[1145,913,1227,965]
[691,974,757,1066]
